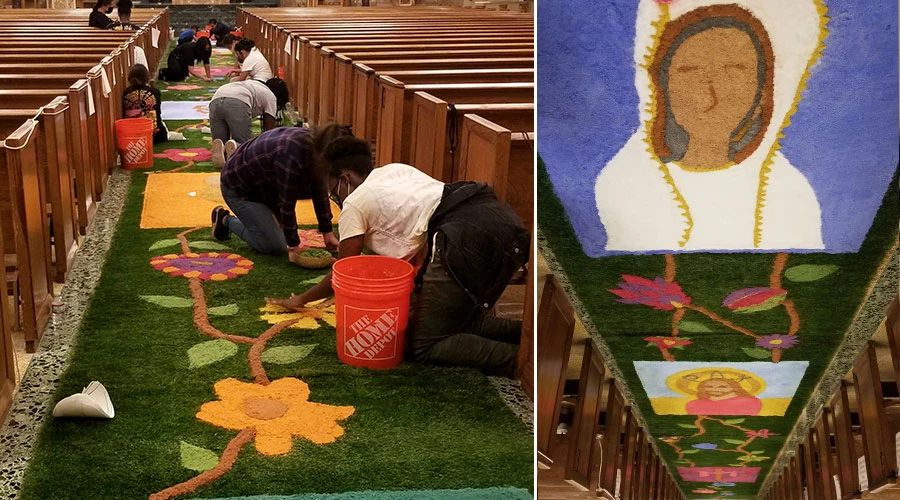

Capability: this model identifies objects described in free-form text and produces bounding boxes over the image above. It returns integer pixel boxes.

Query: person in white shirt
[267,135,530,377]
[209,78,289,168]
[231,39,273,82]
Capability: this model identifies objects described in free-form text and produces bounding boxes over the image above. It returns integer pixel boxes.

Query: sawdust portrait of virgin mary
[537,0,898,256]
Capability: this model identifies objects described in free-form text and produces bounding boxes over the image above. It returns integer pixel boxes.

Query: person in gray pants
[209,78,288,168]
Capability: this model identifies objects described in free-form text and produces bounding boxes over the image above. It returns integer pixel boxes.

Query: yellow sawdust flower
[259,300,336,329]
[196,377,354,456]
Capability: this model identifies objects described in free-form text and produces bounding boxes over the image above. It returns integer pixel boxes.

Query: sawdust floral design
[610,253,813,362]
[259,300,336,330]
[147,227,352,500]
[151,252,253,281]
[154,147,212,163]
[197,377,354,456]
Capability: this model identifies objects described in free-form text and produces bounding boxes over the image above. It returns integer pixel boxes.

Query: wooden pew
[376,77,532,164]
[410,91,532,182]
[619,408,641,499]
[828,382,859,499]
[812,409,838,500]
[852,341,899,490]
[598,381,627,500]
[2,121,52,353]
[887,296,900,396]
[347,56,532,140]
[514,232,534,401]
[565,338,606,489]
[457,114,533,230]
[536,273,576,463]
[68,79,98,236]
[0,152,13,424]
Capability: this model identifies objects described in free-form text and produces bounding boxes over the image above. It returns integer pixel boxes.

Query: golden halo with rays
[665,367,766,397]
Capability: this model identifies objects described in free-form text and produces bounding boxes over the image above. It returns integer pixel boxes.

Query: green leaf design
[733,294,786,314]
[751,450,766,455]
[190,240,230,251]
[260,344,318,365]
[724,418,745,424]
[180,441,219,472]
[723,439,746,445]
[148,238,181,251]
[646,343,657,348]
[742,347,772,359]
[140,295,194,308]
[208,304,239,316]
[301,274,326,285]
[677,423,698,429]
[676,320,713,333]
[785,264,839,282]
[680,449,699,454]
[188,339,238,368]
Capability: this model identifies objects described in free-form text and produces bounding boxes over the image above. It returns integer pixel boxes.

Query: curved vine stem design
[148,428,256,500]
[660,416,775,470]
[682,304,760,339]
[148,227,332,499]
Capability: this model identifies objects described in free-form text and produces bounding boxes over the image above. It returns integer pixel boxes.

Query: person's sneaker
[224,139,238,159]
[211,206,231,240]
[211,139,225,169]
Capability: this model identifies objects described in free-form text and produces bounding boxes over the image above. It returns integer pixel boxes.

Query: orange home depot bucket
[331,255,415,369]
[114,118,154,169]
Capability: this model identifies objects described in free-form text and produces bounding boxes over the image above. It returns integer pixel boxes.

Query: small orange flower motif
[196,377,354,456]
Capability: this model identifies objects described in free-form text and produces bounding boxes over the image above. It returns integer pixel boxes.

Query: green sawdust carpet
[538,157,899,499]
[204,487,533,499]
[16,68,531,498]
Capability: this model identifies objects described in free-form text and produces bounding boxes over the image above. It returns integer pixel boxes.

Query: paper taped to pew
[152,27,160,49]
[52,381,115,419]
[101,66,112,98]
[284,36,291,54]
[88,85,95,117]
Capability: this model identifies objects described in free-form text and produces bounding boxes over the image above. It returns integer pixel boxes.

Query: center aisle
[16,43,533,500]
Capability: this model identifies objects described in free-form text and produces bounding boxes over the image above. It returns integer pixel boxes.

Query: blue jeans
[221,185,287,255]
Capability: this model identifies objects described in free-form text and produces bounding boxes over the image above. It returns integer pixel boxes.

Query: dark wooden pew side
[347,56,533,140]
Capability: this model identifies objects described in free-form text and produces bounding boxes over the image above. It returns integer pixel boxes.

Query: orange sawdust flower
[258,300,335,330]
[150,252,253,281]
[196,377,354,456]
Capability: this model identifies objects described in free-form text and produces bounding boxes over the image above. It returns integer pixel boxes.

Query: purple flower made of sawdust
[609,275,691,310]
[692,443,718,450]
[756,334,799,350]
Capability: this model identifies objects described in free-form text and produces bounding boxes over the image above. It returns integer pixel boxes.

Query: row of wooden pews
[537,274,687,500]
[237,6,534,229]
[0,8,170,425]
[765,297,900,500]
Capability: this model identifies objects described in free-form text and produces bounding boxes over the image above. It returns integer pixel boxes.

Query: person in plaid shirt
[211,125,347,261]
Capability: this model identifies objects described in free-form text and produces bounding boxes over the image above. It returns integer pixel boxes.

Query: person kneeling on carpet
[122,64,168,145]
[210,124,345,257]
[209,78,288,168]
[265,135,529,378]
[158,37,212,82]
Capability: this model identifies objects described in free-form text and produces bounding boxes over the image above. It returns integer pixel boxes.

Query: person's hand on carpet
[265,293,306,311]
[323,232,340,251]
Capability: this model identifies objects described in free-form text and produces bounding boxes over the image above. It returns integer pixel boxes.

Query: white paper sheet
[858,455,869,491]
[151,27,160,48]
[284,36,291,54]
